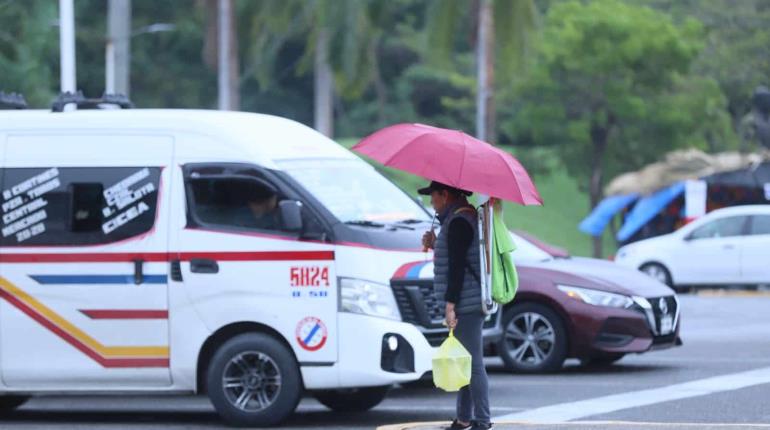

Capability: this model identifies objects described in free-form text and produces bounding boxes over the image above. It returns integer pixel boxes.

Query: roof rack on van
[0,92,28,110]
[51,91,134,112]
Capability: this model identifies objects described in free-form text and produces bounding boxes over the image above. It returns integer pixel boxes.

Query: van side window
[1,167,161,246]
[187,176,283,232]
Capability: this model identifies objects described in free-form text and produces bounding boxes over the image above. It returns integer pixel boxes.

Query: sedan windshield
[279,159,430,224]
[510,232,553,262]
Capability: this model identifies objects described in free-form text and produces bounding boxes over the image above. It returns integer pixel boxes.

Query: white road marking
[299,404,523,412]
[495,365,770,423]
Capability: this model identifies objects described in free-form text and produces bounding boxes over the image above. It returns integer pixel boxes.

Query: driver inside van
[245,192,280,230]
[202,177,281,230]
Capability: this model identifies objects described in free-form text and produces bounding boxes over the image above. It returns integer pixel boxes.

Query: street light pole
[107,0,132,95]
[217,0,231,110]
[59,0,76,93]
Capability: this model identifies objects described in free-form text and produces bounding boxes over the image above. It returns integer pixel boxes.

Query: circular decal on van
[295,316,328,352]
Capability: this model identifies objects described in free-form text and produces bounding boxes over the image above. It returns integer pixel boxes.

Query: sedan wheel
[497,303,567,373]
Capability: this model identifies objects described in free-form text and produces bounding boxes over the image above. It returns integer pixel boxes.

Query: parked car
[614,205,770,288]
[391,231,682,373]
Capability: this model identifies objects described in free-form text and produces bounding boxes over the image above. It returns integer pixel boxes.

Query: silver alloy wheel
[642,265,668,284]
[222,351,282,412]
[504,312,556,367]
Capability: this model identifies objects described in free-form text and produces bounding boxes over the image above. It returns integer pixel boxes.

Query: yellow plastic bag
[432,329,471,392]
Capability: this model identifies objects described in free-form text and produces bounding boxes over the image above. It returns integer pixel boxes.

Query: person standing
[420,181,492,430]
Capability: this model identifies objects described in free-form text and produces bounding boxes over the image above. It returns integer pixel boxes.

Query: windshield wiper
[344,220,385,228]
[395,218,429,225]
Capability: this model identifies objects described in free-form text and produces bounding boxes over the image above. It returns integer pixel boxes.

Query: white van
[0,107,436,426]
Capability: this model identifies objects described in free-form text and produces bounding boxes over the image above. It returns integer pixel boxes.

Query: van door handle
[133,259,144,285]
[190,258,219,274]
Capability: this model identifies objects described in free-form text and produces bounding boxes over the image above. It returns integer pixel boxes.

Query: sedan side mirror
[279,200,303,232]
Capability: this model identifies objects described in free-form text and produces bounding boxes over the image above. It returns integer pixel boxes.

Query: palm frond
[493,0,538,77]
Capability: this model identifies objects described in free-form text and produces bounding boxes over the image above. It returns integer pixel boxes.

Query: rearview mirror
[279,200,303,232]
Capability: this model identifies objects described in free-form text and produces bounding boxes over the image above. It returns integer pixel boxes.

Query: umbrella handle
[423,213,437,253]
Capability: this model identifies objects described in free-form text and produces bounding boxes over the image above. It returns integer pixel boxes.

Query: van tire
[314,386,390,412]
[0,395,28,413]
[497,303,568,373]
[206,333,301,427]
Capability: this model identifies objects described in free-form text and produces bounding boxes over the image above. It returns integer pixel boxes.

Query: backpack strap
[453,206,476,216]
[452,205,481,284]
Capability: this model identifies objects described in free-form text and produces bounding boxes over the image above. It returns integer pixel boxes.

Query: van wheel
[314,386,390,412]
[207,333,301,427]
[0,395,28,413]
[497,303,568,373]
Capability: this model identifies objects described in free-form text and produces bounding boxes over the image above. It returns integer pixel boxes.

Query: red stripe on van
[81,310,169,319]
[0,252,170,263]
[0,250,334,263]
[178,251,335,261]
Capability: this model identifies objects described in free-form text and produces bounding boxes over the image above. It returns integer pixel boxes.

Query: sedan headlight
[557,285,634,309]
[339,278,402,321]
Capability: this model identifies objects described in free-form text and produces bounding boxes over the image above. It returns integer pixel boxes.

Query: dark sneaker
[470,422,493,430]
[446,419,472,430]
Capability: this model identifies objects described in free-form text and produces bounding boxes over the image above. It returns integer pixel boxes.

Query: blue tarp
[579,193,639,237]
[616,181,686,242]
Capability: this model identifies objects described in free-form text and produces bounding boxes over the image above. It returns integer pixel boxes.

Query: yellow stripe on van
[0,277,168,358]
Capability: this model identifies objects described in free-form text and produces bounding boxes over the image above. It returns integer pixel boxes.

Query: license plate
[660,315,674,334]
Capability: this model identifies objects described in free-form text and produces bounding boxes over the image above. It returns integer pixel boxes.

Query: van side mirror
[279,200,303,232]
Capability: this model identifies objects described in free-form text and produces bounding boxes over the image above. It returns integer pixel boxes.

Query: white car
[615,205,770,288]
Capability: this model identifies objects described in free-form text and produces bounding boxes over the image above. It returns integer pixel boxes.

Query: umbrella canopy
[352,123,542,205]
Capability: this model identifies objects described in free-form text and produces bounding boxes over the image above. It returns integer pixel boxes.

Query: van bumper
[300,313,433,390]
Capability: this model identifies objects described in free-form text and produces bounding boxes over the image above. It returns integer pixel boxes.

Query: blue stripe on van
[30,275,168,285]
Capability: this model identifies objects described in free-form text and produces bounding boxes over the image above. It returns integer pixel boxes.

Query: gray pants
[454,311,490,425]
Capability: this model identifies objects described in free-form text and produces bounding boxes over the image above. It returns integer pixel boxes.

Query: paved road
[1,294,768,429]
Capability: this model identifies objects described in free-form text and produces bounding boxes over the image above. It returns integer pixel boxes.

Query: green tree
[511,0,734,257]
[637,0,770,135]
[425,0,537,142]
[243,0,393,137]
[0,0,58,107]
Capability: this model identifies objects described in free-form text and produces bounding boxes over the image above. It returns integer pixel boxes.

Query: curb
[696,289,770,297]
[376,421,770,429]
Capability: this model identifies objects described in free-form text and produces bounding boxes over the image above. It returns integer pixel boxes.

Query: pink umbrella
[352,123,542,205]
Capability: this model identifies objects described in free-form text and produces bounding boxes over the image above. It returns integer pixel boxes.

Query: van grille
[391,279,497,334]
[391,279,445,329]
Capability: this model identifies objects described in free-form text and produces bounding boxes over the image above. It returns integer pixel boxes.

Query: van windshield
[279,159,430,224]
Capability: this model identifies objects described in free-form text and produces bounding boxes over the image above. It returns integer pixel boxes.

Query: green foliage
[424,0,537,77]
[638,0,770,127]
[509,0,735,196]
[0,0,58,106]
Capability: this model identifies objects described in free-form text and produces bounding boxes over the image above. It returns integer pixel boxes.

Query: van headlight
[557,285,634,309]
[339,278,402,321]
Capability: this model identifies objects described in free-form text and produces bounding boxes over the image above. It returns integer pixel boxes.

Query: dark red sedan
[390,231,682,373]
